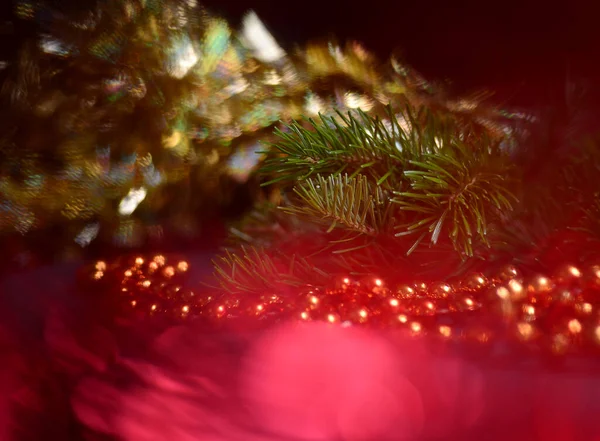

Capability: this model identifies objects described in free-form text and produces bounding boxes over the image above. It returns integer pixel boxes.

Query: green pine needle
[280,174,390,235]
[393,144,517,257]
[211,246,331,295]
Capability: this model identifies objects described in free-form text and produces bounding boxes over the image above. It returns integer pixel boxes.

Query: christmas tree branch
[211,246,331,295]
[281,174,391,236]
[260,107,413,188]
[393,143,517,257]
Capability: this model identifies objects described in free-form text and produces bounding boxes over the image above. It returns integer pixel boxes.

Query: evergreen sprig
[211,246,331,295]
[394,142,517,257]
[212,103,533,292]
[261,107,413,188]
[259,105,515,256]
[281,174,390,235]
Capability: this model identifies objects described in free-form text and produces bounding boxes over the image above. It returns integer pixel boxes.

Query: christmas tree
[1,0,487,258]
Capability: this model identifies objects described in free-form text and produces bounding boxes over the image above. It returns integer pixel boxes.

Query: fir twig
[281,174,390,235]
[392,138,517,257]
[260,107,417,188]
[211,246,331,295]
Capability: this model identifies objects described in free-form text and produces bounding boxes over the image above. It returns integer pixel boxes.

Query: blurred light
[118,187,147,216]
[508,279,524,297]
[223,77,249,96]
[496,286,510,299]
[163,266,175,277]
[226,143,264,183]
[517,322,534,340]
[264,70,282,85]
[40,35,73,57]
[567,319,582,334]
[241,11,285,63]
[439,325,452,337]
[410,322,422,333]
[166,34,199,79]
[75,222,100,247]
[305,93,325,115]
[344,92,374,111]
[568,266,582,277]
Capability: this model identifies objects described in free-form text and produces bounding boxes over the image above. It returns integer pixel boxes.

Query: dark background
[1,0,599,107]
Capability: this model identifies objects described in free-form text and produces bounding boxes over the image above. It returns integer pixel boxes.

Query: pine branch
[211,246,331,295]
[281,174,391,236]
[260,106,419,188]
[393,139,517,257]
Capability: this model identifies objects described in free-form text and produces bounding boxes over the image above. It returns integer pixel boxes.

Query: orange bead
[496,264,521,282]
[461,273,488,291]
[526,274,554,294]
[396,284,416,299]
[554,264,582,285]
[430,282,454,299]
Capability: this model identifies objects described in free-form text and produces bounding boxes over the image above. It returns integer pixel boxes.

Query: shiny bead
[354,307,370,324]
[409,321,423,335]
[496,264,521,282]
[153,255,166,266]
[461,273,488,291]
[430,282,453,299]
[397,314,409,324]
[438,325,452,338]
[413,281,428,295]
[507,278,526,301]
[522,303,537,320]
[463,296,476,309]
[567,318,582,335]
[515,321,537,342]
[575,302,593,316]
[554,264,582,285]
[325,312,341,324]
[526,274,554,294]
[411,298,437,316]
[163,266,175,278]
[396,284,416,299]
[363,277,387,296]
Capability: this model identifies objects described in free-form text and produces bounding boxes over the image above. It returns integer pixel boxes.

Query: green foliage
[211,246,331,295]
[260,105,515,257]
[260,107,405,188]
[394,143,517,256]
[281,174,390,235]
[213,101,600,293]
